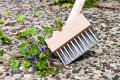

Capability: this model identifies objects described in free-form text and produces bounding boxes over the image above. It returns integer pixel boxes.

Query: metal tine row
[63,46,73,61]
[82,33,93,47]
[66,43,77,63]
[56,46,74,64]
[88,28,99,43]
[56,42,82,64]
[74,38,84,53]
[56,28,98,65]
[70,41,80,57]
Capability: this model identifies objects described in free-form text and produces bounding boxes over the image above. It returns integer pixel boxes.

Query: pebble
[101,23,107,27]
[0,72,6,79]
[47,76,56,80]
[3,54,12,60]
[28,67,34,73]
[23,74,33,80]
[109,63,116,68]
[10,70,23,75]
[19,66,25,71]
[65,73,71,78]
[72,69,79,74]
[13,74,22,79]
[4,76,12,80]
[0,66,5,72]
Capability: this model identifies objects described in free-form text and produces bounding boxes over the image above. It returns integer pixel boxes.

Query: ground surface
[0,0,120,80]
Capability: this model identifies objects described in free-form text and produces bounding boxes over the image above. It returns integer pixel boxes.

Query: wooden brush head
[45,14,91,52]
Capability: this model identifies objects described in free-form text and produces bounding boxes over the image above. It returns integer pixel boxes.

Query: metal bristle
[89,28,99,42]
[57,28,98,65]
[78,36,88,51]
[63,46,73,61]
[60,49,70,64]
[81,33,90,48]
[74,38,84,53]
[67,43,75,58]
[85,31,94,45]
[56,51,66,64]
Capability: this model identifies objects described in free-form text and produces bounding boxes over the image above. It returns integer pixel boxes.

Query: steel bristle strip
[56,28,98,65]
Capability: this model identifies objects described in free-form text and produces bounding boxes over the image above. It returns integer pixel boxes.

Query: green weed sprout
[34,11,42,17]
[0,30,11,44]
[54,20,63,31]
[0,19,4,25]
[4,10,12,18]
[16,13,27,24]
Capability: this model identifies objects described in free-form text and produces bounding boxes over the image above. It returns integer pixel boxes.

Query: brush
[45,0,99,65]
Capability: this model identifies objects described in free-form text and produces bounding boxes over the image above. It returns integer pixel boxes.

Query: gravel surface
[0,0,120,80]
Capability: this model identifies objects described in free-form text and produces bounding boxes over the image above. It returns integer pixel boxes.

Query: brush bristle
[56,28,98,65]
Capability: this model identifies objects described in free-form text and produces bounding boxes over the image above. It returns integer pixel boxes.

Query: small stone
[3,62,9,66]
[4,76,12,80]
[6,73,10,76]
[13,74,22,79]
[41,77,47,80]
[0,72,6,79]
[115,74,120,79]
[58,73,65,78]
[72,69,79,74]
[70,75,75,79]
[102,75,108,79]
[47,77,56,80]
[0,66,5,72]
[55,76,61,80]
[23,74,33,80]
[101,23,107,27]
[28,67,34,73]
[3,54,12,60]
[19,66,25,71]
[110,64,116,68]
[32,79,38,80]
[112,77,118,80]
[10,70,23,75]
[65,73,71,78]
[96,66,101,70]
[4,66,10,71]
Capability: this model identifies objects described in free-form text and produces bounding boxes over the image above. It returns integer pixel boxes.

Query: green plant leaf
[39,52,46,61]
[37,36,46,45]
[10,59,20,70]
[28,45,38,56]
[0,50,4,56]
[0,30,11,44]
[18,27,38,39]
[44,27,53,37]
[55,20,63,31]
[22,60,31,68]
[62,3,72,8]
[0,19,4,25]
[4,10,12,17]
[19,42,28,56]
[16,13,26,23]
[28,27,38,35]
[34,11,42,17]
[84,0,97,8]
[1,37,11,44]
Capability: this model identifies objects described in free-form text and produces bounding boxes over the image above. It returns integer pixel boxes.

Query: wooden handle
[66,0,86,23]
